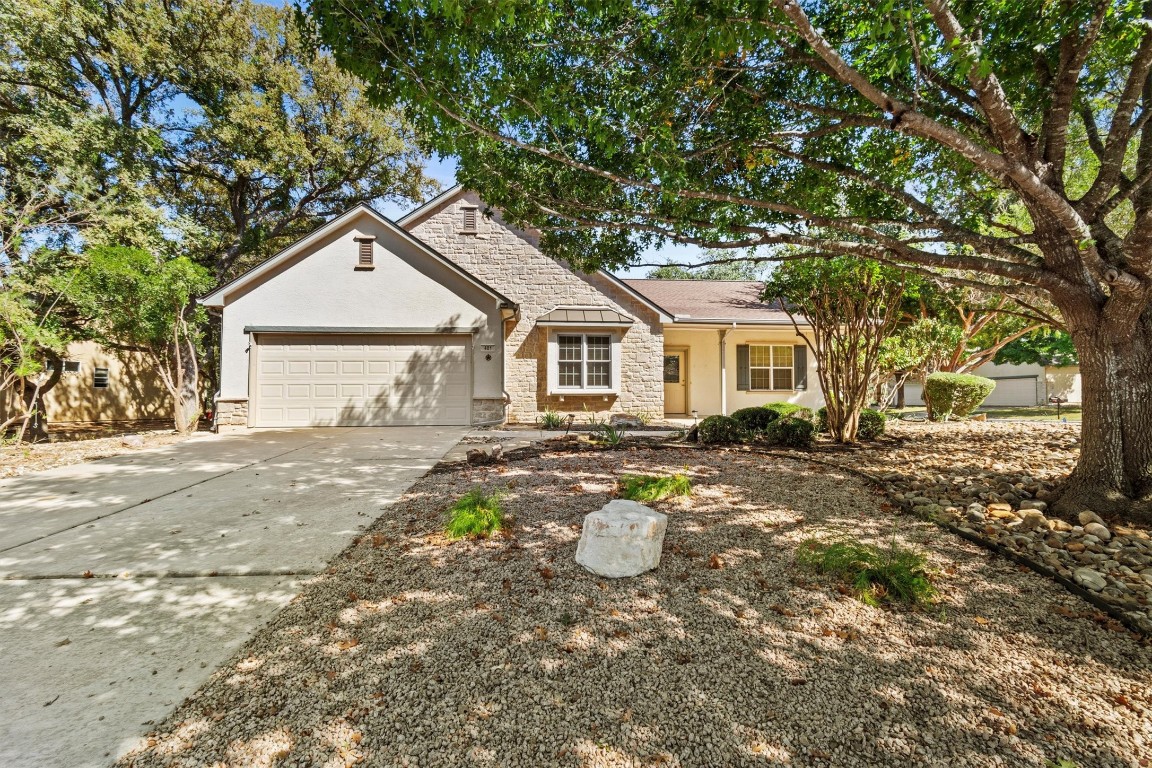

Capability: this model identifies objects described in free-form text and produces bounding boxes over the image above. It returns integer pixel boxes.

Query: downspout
[719,326,732,416]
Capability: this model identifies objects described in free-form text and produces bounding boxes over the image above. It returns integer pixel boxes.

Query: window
[93,367,110,389]
[748,345,793,390]
[354,237,375,268]
[557,334,612,389]
[63,360,81,374]
[461,206,478,233]
[663,355,681,384]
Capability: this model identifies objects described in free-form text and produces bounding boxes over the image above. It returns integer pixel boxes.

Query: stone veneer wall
[409,191,664,424]
[214,399,248,430]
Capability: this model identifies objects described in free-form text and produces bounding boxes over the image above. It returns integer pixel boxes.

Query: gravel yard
[118,445,1151,768]
[0,425,189,479]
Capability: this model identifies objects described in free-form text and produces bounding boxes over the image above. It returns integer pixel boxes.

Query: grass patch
[445,488,504,540]
[618,473,692,502]
[796,538,937,606]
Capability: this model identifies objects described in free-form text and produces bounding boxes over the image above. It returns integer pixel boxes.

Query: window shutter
[793,345,808,390]
[736,344,749,391]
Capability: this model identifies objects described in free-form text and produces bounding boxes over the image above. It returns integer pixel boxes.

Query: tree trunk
[1054,319,1152,524]
[17,351,63,443]
[171,329,201,435]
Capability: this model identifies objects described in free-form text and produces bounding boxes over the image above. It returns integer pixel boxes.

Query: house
[902,361,1083,407]
[201,187,821,430]
[1,340,171,425]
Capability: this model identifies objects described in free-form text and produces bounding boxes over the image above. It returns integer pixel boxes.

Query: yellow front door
[663,350,687,414]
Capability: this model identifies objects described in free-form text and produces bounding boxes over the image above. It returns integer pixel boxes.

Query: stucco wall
[215,212,505,413]
[406,191,664,423]
[2,340,171,423]
[663,327,824,416]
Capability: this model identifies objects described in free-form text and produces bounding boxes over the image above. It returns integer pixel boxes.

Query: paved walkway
[0,427,465,768]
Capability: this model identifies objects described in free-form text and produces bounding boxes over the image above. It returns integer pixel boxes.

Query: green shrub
[815,406,829,433]
[763,402,813,421]
[796,538,937,606]
[445,488,504,539]
[537,408,567,429]
[924,372,996,421]
[619,474,692,502]
[763,416,815,448]
[697,414,746,444]
[858,409,887,440]
[731,406,780,433]
[591,423,626,447]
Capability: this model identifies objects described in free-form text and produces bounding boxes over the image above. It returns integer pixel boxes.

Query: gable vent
[461,207,478,233]
[354,236,375,269]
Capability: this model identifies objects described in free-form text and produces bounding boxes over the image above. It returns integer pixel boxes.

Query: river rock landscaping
[812,420,1152,636]
[117,444,1150,768]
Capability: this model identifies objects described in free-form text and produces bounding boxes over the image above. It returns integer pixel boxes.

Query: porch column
[719,328,730,416]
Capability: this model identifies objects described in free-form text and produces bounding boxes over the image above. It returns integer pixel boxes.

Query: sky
[373,154,711,279]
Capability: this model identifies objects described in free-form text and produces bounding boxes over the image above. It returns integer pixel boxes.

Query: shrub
[731,406,780,433]
[697,414,746,444]
[591,423,626,447]
[537,408,567,429]
[923,372,996,421]
[763,402,813,421]
[445,488,504,539]
[619,473,692,502]
[815,406,829,433]
[763,416,815,448]
[796,538,937,606]
[857,408,887,440]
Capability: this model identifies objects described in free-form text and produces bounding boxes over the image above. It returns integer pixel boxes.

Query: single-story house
[903,361,1082,407]
[1,340,171,425]
[201,186,822,429]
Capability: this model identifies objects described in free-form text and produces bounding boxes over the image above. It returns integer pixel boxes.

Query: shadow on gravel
[116,450,1151,768]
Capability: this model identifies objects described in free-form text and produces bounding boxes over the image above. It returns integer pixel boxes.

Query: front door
[663,350,687,414]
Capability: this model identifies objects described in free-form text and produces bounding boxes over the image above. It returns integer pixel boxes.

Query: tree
[66,246,212,433]
[647,251,767,280]
[0,284,65,442]
[996,329,1080,367]
[310,1,1152,520]
[765,258,905,442]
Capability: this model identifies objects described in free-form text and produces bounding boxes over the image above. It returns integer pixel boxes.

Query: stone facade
[408,191,665,424]
[214,399,248,431]
[472,397,507,424]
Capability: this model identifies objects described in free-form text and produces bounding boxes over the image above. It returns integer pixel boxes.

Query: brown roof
[621,280,796,325]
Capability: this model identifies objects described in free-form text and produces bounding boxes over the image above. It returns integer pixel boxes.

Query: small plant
[445,488,504,539]
[697,414,746,444]
[632,410,655,426]
[618,473,691,502]
[762,402,813,421]
[796,537,937,606]
[731,406,780,433]
[582,403,606,427]
[923,372,996,421]
[536,408,566,430]
[857,408,887,440]
[591,423,626,447]
[763,416,815,448]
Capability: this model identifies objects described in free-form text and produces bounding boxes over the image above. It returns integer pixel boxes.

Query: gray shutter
[736,345,749,391]
[793,345,808,390]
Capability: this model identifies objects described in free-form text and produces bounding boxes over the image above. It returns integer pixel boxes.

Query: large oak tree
[311,0,1152,522]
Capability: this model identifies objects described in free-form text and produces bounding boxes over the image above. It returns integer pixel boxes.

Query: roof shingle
[621,280,794,324]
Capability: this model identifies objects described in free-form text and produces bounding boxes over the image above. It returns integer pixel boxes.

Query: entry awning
[535,307,634,327]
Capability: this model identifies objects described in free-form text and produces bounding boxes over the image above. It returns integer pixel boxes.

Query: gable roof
[199,203,516,310]
[622,279,799,326]
[396,186,673,322]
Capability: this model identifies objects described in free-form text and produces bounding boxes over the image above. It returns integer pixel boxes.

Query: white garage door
[984,376,1040,407]
[254,334,470,427]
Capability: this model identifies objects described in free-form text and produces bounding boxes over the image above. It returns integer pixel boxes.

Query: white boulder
[575,499,668,578]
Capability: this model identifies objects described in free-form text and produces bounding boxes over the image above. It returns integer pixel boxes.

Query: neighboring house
[903,361,1083,407]
[1,340,172,424]
[201,187,820,430]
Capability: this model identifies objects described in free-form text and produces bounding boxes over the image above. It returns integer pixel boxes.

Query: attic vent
[461,206,478,233]
[354,236,375,269]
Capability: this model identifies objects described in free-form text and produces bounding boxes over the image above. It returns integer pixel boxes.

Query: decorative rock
[1019,499,1048,512]
[1019,511,1048,532]
[1050,519,1073,532]
[1073,568,1108,592]
[609,414,645,429]
[987,503,1017,520]
[575,500,668,578]
[1079,510,1104,526]
[121,435,145,448]
[1084,522,1112,542]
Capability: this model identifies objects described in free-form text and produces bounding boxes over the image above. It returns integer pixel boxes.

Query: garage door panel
[254,334,471,427]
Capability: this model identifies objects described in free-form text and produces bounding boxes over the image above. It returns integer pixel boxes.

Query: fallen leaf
[973,616,990,626]
[337,638,360,650]
[81,570,94,579]
[708,554,723,570]
[769,604,797,618]
[534,626,549,641]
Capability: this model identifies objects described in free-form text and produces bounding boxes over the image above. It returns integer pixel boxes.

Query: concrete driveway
[0,426,465,768]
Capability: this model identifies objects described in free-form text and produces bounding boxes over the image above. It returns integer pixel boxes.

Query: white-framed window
[748,345,793,390]
[557,333,612,389]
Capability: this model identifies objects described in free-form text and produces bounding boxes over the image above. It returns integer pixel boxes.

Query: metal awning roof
[535,307,634,326]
